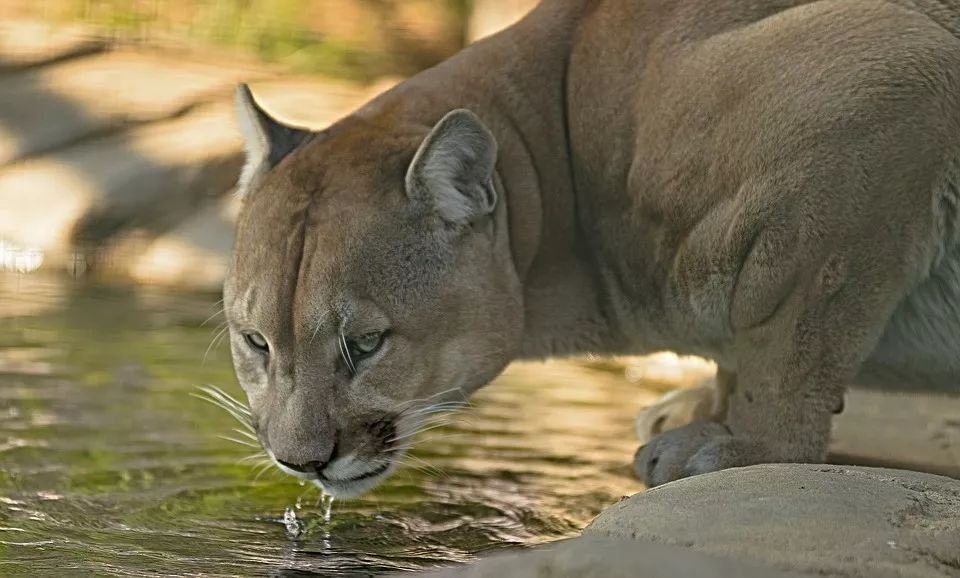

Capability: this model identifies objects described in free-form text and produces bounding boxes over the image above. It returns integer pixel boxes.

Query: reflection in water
[0,274,661,576]
[0,241,43,273]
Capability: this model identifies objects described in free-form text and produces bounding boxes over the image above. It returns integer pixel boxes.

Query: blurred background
[1,2,957,576]
[0,0,537,288]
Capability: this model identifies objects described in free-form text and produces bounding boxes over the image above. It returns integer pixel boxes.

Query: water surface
[0,274,661,576]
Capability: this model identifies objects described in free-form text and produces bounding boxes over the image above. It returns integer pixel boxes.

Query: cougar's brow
[283,206,309,352]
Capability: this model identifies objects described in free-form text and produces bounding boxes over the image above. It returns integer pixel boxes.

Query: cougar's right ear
[234,83,311,195]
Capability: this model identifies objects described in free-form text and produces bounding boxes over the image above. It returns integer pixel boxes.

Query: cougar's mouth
[265,445,398,497]
[322,460,391,483]
[315,458,396,497]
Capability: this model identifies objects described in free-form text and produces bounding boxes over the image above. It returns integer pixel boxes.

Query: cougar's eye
[347,331,385,360]
[243,331,270,354]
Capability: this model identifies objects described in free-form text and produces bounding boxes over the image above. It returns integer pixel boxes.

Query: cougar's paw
[635,423,781,486]
[634,422,732,487]
[634,384,717,446]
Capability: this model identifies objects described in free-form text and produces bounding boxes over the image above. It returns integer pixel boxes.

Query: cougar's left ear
[234,83,311,195]
[405,109,498,223]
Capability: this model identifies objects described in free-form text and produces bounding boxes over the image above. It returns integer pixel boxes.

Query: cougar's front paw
[635,423,783,486]
[633,422,732,487]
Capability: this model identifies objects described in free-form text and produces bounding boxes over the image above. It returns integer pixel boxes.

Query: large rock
[408,536,805,578]
[585,464,960,578]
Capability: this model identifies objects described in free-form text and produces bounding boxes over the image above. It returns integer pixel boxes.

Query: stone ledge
[585,464,960,578]
[411,465,960,578]
[407,535,805,578]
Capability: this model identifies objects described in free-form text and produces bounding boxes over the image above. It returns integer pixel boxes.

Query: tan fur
[227,0,960,493]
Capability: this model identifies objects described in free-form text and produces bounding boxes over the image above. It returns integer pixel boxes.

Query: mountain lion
[225,0,960,495]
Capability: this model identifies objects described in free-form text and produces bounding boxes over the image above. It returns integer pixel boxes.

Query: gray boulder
[410,535,804,578]
[585,464,960,578]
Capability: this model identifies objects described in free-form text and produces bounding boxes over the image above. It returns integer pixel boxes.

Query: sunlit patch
[623,352,716,386]
[0,240,43,273]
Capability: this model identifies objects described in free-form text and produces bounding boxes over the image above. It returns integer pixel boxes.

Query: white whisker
[204,385,252,416]
[393,387,465,412]
[232,427,258,441]
[239,453,268,464]
[218,435,259,448]
[253,462,276,482]
[202,324,231,365]
[386,421,454,445]
[192,392,252,428]
[397,453,444,477]
[200,307,225,327]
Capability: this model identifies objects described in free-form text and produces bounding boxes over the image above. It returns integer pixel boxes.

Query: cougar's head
[223,85,523,496]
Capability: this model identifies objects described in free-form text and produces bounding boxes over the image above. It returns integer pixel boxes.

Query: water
[0,274,666,576]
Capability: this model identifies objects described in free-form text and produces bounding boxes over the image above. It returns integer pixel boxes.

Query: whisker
[372,453,443,479]
[395,461,439,478]
[192,392,252,428]
[253,461,280,482]
[399,413,459,428]
[193,390,242,413]
[203,385,252,415]
[408,432,469,446]
[399,399,472,417]
[200,307,225,327]
[232,427,258,441]
[239,453,268,464]
[404,401,471,412]
[338,330,356,374]
[193,393,244,419]
[218,435,259,448]
[191,386,257,452]
[397,453,445,477]
[202,324,231,365]
[406,399,471,411]
[404,407,465,417]
[309,310,331,345]
[252,467,270,482]
[386,421,454,446]
[195,385,252,416]
[393,387,465,412]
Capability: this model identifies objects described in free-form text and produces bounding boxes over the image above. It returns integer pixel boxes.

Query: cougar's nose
[265,388,336,475]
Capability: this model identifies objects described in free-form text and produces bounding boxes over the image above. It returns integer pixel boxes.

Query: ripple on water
[0,275,655,576]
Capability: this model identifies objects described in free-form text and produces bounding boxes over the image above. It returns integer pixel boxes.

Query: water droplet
[282,507,304,539]
[321,493,335,523]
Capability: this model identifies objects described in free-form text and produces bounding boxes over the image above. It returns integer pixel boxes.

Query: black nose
[276,459,327,474]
